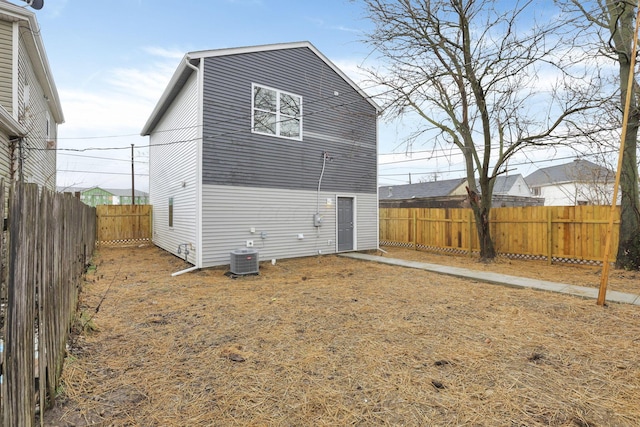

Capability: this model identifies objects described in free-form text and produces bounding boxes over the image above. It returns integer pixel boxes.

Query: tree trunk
[466,185,496,260]
[615,100,640,270]
[613,6,640,270]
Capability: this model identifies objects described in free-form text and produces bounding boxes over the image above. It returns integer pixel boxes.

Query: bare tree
[359,0,605,260]
[556,0,640,270]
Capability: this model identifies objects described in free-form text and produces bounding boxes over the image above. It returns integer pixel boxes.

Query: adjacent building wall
[0,13,60,191]
[148,71,200,264]
[18,36,57,190]
[0,20,12,113]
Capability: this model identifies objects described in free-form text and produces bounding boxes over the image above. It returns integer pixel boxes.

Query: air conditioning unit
[230,248,259,275]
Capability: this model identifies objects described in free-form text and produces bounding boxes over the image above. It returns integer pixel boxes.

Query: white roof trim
[0,104,26,136]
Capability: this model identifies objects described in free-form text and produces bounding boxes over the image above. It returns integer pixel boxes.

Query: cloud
[42,0,68,19]
[58,46,180,137]
[306,17,362,34]
[58,89,152,135]
[141,46,185,60]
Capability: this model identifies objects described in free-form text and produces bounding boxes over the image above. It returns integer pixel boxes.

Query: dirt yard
[43,245,640,426]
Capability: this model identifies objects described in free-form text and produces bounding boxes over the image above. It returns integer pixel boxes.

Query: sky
[9,0,601,192]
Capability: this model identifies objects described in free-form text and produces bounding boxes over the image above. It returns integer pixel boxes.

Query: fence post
[468,210,473,257]
[412,209,417,250]
[547,209,552,265]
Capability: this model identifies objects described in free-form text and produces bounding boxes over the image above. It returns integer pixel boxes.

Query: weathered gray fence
[1,181,96,426]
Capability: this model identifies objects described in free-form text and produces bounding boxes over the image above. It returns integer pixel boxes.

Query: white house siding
[0,20,14,186]
[0,20,12,112]
[18,37,56,190]
[0,132,11,184]
[201,185,378,268]
[537,182,589,206]
[355,193,379,250]
[538,182,617,206]
[149,71,199,264]
[504,175,532,197]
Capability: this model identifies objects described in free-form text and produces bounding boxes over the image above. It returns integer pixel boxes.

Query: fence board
[96,204,152,244]
[380,206,620,264]
[1,182,96,426]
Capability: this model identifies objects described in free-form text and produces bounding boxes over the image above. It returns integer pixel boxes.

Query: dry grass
[43,245,640,426]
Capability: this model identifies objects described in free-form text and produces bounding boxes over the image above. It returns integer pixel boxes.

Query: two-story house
[525,159,615,206]
[0,1,63,191]
[141,42,380,269]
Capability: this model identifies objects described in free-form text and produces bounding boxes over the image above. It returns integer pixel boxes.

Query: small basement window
[252,84,302,140]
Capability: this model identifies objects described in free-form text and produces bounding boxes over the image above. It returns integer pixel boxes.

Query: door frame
[335,195,357,252]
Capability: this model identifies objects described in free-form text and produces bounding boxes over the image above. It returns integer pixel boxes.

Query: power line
[378,150,619,179]
[58,152,149,163]
[52,85,392,142]
[57,169,148,176]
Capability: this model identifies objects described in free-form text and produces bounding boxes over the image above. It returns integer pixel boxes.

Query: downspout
[184,55,199,73]
[172,266,198,277]
[316,152,328,215]
[172,55,202,277]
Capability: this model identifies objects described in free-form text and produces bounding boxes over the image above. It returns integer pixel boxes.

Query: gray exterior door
[337,197,354,251]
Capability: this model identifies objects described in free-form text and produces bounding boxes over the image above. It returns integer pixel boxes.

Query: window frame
[168,197,174,228]
[251,83,302,141]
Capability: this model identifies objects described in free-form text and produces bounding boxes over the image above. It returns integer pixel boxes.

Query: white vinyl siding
[17,36,56,190]
[0,132,11,183]
[355,193,379,250]
[0,20,12,113]
[200,184,378,268]
[149,71,199,264]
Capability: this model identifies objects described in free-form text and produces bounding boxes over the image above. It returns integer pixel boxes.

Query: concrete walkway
[339,252,640,306]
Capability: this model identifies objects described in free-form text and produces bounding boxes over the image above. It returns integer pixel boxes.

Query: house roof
[380,174,529,201]
[525,159,614,187]
[141,41,380,136]
[379,177,467,200]
[0,1,64,124]
[107,188,149,198]
[488,174,523,195]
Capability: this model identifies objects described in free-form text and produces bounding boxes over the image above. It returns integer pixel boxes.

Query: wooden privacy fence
[380,205,620,265]
[96,204,152,244]
[1,181,96,426]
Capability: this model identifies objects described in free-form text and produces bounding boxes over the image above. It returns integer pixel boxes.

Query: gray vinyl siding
[17,37,56,190]
[149,71,199,264]
[0,20,12,113]
[200,184,378,268]
[201,47,377,194]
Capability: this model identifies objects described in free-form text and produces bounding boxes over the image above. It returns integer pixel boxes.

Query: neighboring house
[525,159,615,206]
[379,175,542,208]
[141,42,380,269]
[108,188,149,206]
[0,2,63,191]
[489,174,543,207]
[379,177,467,208]
[58,186,149,206]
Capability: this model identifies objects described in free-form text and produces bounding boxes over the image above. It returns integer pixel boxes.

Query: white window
[252,84,302,140]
